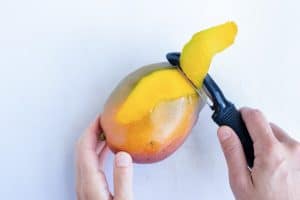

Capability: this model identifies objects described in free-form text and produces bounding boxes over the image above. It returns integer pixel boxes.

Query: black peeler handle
[204,75,254,168]
[166,52,255,168]
[212,102,254,167]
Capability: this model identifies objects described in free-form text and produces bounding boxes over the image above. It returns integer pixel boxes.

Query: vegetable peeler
[166,52,255,168]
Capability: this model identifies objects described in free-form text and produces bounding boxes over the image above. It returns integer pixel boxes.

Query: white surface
[0,0,300,199]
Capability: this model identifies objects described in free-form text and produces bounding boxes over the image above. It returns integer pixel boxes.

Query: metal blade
[175,66,213,107]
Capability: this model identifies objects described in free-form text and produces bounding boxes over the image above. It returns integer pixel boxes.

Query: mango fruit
[101,22,237,163]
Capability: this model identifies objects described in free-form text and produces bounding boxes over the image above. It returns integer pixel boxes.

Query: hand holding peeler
[166,52,255,168]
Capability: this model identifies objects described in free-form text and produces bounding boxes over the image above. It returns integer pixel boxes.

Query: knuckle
[278,163,289,177]
[263,145,285,168]
[223,139,240,156]
[246,109,263,121]
[270,158,288,177]
[263,140,277,155]
[292,143,300,156]
[271,153,285,166]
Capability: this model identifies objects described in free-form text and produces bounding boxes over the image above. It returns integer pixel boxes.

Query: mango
[101,63,203,163]
[101,22,238,163]
[180,21,237,87]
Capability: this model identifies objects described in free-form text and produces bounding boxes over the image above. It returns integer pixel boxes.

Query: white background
[0,0,299,199]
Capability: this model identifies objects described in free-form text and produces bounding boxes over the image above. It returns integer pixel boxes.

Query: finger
[113,152,133,200]
[76,116,113,200]
[81,144,112,200]
[270,123,296,145]
[218,126,253,193]
[99,145,110,170]
[76,115,102,173]
[96,140,106,155]
[79,115,102,151]
[240,107,277,146]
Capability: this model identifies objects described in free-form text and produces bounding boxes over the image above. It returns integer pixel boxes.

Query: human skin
[218,107,300,200]
[76,107,300,200]
[75,116,133,200]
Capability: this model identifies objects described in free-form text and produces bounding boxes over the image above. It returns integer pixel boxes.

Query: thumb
[217,126,252,193]
[113,152,133,200]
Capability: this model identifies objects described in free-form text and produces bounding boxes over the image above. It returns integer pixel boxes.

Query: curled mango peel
[180,21,238,87]
[117,21,238,124]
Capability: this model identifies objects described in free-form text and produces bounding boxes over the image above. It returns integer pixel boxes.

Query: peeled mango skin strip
[116,68,196,124]
[180,21,238,87]
[116,21,237,124]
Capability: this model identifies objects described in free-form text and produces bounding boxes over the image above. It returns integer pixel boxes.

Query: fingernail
[115,152,132,167]
[219,129,232,141]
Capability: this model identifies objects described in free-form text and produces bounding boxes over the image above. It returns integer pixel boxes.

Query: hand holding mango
[101,22,238,163]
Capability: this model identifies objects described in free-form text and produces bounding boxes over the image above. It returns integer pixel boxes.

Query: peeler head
[166,52,181,66]
[166,52,255,168]
[166,52,230,113]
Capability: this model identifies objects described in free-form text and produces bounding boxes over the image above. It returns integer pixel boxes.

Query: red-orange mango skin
[101,63,203,163]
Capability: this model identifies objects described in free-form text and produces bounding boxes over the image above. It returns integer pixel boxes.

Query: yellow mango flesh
[180,21,238,87]
[101,63,202,163]
[116,68,196,124]
[116,21,237,125]
[102,22,238,163]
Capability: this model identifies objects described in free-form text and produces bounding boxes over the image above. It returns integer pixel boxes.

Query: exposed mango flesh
[102,94,201,163]
[101,63,202,163]
[101,22,238,163]
[180,21,238,87]
[116,68,196,124]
